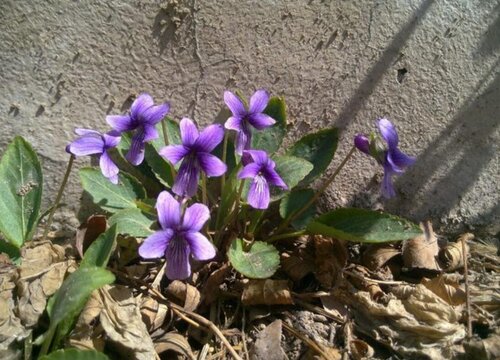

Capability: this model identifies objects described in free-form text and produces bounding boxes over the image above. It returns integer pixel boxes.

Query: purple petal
[249,89,269,114]
[180,118,199,147]
[248,113,275,130]
[235,129,249,156]
[198,153,227,177]
[139,229,173,258]
[143,124,159,142]
[103,133,121,149]
[195,124,224,152]
[378,118,399,149]
[75,128,100,136]
[354,134,370,154]
[238,163,261,179]
[224,91,245,116]
[143,103,170,125]
[108,174,119,184]
[387,148,416,170]
[381,164,396,198]
[165,238,191,280]
[185,232,216,261]
[172,158,200,197]
[183,203,210,232]
[247,176,270,209]
[126,130,146,165]
[225,116,243,131]
[156,191,181,229]
[106,115,134,132]
[159,145,189,165]
[99,152,119,182]
[265,168,287,189]
[244,150,268,165]
[131,93,154,120]
[68,134,104,156]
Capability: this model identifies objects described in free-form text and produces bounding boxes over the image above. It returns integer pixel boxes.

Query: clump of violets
[138,191,215,280]
[238,150,287,209]
[355,118,416,198]
[67,129,121,184]
[224,90,276,155]
[159,118,226,197]
[107,93,169,166]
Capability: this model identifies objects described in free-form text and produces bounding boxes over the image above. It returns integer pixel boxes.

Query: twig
[461,234,473,338]
[342,269,405,285]
[282,322,331,359]
[293,297,345,324]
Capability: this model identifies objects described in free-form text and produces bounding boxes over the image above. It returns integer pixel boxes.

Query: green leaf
[270,156,313,200]
[108,208,155,237]
[251,97,287,154]
[307,208,422,243]
[80,225,117,269]
[79,168,146,213]
[48,267,114,334]
[228,238,280,279]
[287,128,339,185]
[280,189,316,229]
[0,136,43,248]
[144,143,173,187]
[39,348,109,360]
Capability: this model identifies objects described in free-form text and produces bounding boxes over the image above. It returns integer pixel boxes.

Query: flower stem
[201,173,208,205]
[41,155,74,242]
[267,230,306,243]
[220,132,228,193]
[275,145,356,234]
[248,210,264,235]
[161,119,177,182]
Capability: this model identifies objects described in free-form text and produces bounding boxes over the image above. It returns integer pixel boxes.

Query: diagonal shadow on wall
[333,0,435,129]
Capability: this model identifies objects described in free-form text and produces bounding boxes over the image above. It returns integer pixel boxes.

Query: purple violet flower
[138,191,216,280]
[159,118,227,198]
[106,93,169,166]
[67,129,121,184]
[238,150,287,209]
[224,90,276,155]
[354,118,416,198]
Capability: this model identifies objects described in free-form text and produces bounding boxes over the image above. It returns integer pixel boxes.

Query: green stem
[201,173,208,205]
[41,155,74,242]
[267,230,306,243]
[275,145,356,234]
[214,180,245,246]
[39,326,56,357]
[248,210,264,235]
[161,119,177,182]
[220,133,228,193]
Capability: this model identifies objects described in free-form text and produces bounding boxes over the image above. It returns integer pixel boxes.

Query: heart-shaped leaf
[307,208,422,243]
[108,208,155,237]
[270,156,313,200]
[0,136,43,248]
[280,189,316,229]
[251,97,287,154]
[228,238,280,279]
[79,168,146,213]
[287,127,339,185]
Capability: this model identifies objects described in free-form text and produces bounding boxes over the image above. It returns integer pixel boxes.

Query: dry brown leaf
[281,237,315,282]
[333,284,466,359]
[0,262,29,358]
[99,285,156,360]
[16,242,76,327]
[350,339,374,360]
[201,262,230,305]
[421,276,466,306]
[75,215,107,258]
[165,280,200,312]
[154,332,195,359]
[440,233,473,272]
[361,243,400,271]
[249,319,286,360]
[402,221,440,272]
[117,235,141,266]
[313,235,348,288]
[463,330,500,360]
[242,280,294,306]
[320,293,347,322]
[345,265,384,301]
[69,290,105,352]
[140,296,169,333]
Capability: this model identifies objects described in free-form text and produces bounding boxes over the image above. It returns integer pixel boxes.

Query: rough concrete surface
[0,0,498,232]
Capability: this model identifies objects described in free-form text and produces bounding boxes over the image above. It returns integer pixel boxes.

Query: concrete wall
[1,0,498,232]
